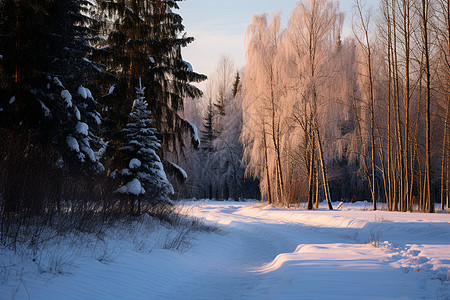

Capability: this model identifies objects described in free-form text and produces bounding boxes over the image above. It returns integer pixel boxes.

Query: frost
[61,90,73,107]
[67,136,80,152]
[117,178,145,195]
[129,158,142,169]
[184,61,193,72]
[76,122,89,136]
[39,100,51,117]
[9,96,15,104]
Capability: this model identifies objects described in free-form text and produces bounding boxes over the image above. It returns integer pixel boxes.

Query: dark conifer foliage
[117,81,173,214]
[232,72,241,98]
[95,0,206,179]
[0,0,103,216]
[201,99,216,153]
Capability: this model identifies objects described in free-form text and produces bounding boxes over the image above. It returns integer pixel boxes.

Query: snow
[169,162,188,180]
[53,77,64,88]
[66,136,80,152]
[81,144,97,162]
[184,60,193,72]
[129,158,142,169]
[39,100,51,117]
[108,85,116,95]
[121,168,131,176]
[61,90,73,107]
[1,201,449,299]
[88,112,102,125]
[74,106,81,120]
[9,96,15,104]
[86,88,93,99]
[78,86,87,99]
[117,178,145,195]
[187,121,200,146]
[76,122,89,136]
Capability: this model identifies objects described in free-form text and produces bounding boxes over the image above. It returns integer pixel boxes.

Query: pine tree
[117,79,173,213]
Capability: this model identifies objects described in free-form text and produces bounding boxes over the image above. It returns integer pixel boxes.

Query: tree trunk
[315,124,333,210]
[422,0,434,213]
[403,0,411,211]
[262,122,272,204]
[308,134,316,210]
[442,96,449,210]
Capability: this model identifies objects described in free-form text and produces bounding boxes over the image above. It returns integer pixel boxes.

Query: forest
[183,0,450,214]
[0,0,207,244]
[0,0,449,248]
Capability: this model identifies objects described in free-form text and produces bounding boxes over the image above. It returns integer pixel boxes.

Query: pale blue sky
[178,0,362,85]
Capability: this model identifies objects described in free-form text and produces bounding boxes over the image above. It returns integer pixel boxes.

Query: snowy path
[169,201,450,299]
[2,201,450,299]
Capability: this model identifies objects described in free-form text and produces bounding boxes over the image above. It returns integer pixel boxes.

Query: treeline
[0,0,205,242]
[241,0,449,212]
[179,56,259,200]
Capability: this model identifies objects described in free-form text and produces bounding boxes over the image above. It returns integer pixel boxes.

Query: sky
[178,0,358,88]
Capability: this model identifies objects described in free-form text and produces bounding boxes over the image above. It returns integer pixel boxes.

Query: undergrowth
[0,203,217,285]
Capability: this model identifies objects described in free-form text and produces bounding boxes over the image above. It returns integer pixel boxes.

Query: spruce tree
[201,99,216,153]
[95,0,206,191]
[232,72,241,98]
[117,79,173,213]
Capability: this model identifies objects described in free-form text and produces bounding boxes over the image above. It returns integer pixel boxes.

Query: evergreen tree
[201,99,216,153]
[117,80,173,213]
[199,98,216,198]
[0,0,103,215]
[232,72,241,98]
[95,0,206,183]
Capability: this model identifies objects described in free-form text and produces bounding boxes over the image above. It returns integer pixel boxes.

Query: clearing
[2,201,450,299]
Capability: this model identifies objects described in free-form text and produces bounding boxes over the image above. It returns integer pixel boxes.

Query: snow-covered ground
[1,200,449,299]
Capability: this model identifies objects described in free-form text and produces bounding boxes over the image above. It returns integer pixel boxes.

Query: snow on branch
[187,121,200,149]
